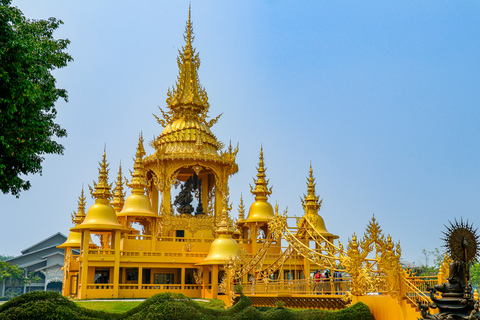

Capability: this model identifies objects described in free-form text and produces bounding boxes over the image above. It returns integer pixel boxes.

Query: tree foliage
[470,262,480,289]
[415,248,445,276]
[0,254,13,261]
[0,260,24,298]
[0,0,72,196]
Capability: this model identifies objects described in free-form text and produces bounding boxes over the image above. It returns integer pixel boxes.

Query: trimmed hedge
[0,291,111,320]
[0,291,372,320]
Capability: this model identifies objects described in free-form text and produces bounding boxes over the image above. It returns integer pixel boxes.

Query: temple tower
[143,7,238,238]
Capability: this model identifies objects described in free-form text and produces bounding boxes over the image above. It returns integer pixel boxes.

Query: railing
[155,237,216,243]
[86,249,209,259]
[86,284,203,291]
[86,284,114,289]
[241,279,349,296]
[88,249,115,255]
[126,235,152,240]
[408,276,437,293]
[403,275,436,305]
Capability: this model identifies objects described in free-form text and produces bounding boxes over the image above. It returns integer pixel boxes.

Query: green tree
[0,0,72,196]
[470,262,480,289]
[415,247,446,276]
[0,260,24,298]
[0,254,13,261]
[23,271,42,293]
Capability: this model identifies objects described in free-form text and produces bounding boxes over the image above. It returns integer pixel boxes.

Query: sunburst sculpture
[442,218,479,265]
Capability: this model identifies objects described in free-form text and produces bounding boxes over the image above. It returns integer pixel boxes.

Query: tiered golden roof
[72,151,125,232]
[119,135,157,218]
[243,147,274,222]
[146,7,238,175]
[301,165,337,239]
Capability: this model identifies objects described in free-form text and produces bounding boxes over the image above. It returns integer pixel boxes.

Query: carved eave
[144,151,239,177]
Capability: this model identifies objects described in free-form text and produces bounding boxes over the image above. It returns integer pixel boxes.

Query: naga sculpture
[419,219,480,320]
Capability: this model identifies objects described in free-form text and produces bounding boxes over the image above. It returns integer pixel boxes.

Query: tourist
[333,270,342,294]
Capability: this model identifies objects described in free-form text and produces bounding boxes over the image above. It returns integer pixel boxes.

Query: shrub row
[0,291,372,320]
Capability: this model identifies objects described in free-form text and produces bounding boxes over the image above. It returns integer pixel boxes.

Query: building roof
[20,232,67,254]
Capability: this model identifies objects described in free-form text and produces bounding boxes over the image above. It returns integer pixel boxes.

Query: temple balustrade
[83,283,209,299]
[241,275,437,298]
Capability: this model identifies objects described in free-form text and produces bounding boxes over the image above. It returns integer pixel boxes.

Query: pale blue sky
[2,1,479,266]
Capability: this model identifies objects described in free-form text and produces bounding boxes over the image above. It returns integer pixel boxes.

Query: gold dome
[57,231,95,248]
[244,200,274,222]
[156,118,220,156]
[197,234,239,265]
[118,193,157,217]
[305,212,338,239]
[72,199,125,231]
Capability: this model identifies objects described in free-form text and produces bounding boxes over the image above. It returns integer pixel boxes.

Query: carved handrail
[402,274,430,305]
[280,224,342,270]
[256,246,293,279]
[302,217,343,253]
[235,230,276,278]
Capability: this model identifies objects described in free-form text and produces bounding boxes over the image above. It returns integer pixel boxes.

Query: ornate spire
[217,196,234,234]
[238,194,245,221]
[111,162,125,213]
[126,134,147,194]
[250,147,273,201]
[154,5,220,127]
[301,164,322,214]
[71,186,86,225]
[89,148,113,201]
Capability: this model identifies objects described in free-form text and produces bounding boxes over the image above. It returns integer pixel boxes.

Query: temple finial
[238,194,245,221]
[156,5,214,127]
[126,134,147,194]
[250,146,272,201]
[111,162,125,213]
[301,164,322,214]
[89,149,113,200]
[216,195,234,234]
[71,186,87,225]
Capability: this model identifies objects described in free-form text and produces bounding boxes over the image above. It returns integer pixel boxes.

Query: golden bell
[118,193,157,218]
[72,199,125,232]
[305,212,338,240]
[57,231,96,248]
[243,200,274,223]
[197,234,239,265]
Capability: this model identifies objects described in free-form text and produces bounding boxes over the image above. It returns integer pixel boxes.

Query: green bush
[0,291,372,320]
[0,291,113,320]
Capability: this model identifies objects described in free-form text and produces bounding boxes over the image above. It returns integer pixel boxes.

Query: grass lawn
[75,300,143,313]
[75,298,226,313]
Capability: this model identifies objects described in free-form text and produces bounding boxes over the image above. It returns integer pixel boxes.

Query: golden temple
[59,8,453,319]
